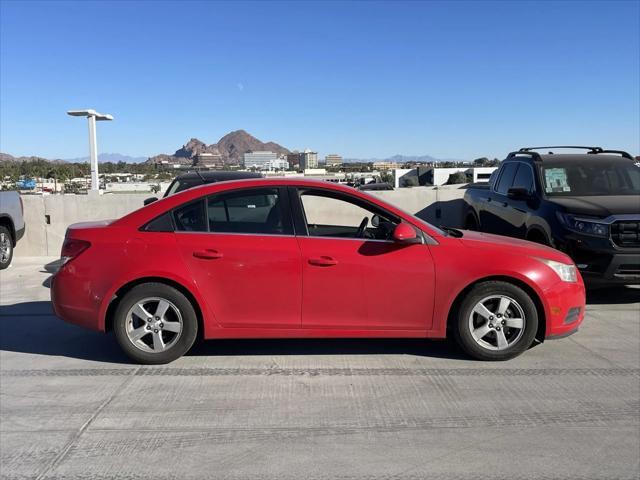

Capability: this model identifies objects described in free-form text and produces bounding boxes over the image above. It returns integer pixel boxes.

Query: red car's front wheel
[453,281,538,361]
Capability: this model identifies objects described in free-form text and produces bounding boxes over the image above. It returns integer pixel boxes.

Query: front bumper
[15,224,25,244]
[543,279,586,339]
[556,234,640,286]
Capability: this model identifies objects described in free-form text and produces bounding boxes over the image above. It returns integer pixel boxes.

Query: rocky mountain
[147,130,290,166]
[0,153,66,163]
[342,154,462,163]
[65,153,148,163]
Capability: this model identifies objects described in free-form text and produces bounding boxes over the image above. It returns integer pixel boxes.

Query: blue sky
[1,0,638,160]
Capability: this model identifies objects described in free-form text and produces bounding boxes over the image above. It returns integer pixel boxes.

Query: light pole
[67,109,113,192]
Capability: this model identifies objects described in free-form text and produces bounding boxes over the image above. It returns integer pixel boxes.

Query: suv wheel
[464,214,479,231]
[0,226,13,270]
[113,283,198,364]
[453,281,538,361]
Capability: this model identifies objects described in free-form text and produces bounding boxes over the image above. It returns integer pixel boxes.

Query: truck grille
[610,221,640,248]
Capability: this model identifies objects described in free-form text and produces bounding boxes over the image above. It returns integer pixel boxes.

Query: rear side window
[512,164,534,193]
[207,188,291,235]
[173,200,207,232]
[495,162,519,195]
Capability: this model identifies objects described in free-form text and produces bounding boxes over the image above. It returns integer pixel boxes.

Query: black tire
[113,283,198,364]
[0,226,14,270]
[464,214,479,231]
[526,230,550,246]
[453,281,538,361]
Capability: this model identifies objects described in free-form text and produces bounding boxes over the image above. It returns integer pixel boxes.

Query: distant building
[325,154,343,166]
[372,161,400,170]
[195,152,224,169]
[269,158,290,171]
[287,152,301,169]
[243,151,279,169]
[300,149,318,170]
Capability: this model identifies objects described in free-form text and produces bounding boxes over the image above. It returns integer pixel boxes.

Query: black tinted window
[173,200,207,232]
[512,164,534,193]
[207,188,291,235]
[496,162,518,195]
[144,212,174,232]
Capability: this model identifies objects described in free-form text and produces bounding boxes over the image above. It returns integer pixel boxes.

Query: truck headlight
[556,212,609,237]
[536,258,578,282]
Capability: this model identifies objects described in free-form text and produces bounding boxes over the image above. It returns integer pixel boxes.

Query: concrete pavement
[1,257,639,479]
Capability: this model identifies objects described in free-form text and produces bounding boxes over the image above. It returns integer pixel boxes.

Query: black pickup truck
[464,146,640,286]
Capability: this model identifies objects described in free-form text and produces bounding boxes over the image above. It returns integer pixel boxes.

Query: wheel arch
[464,208,480,229]
[526,225,551,246]
[104,276,205,340]
[446,275,546,343]
[0,215,16,245]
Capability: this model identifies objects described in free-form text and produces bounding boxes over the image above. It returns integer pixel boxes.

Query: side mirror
[144,197,158,206]
[507,187,530,200]
[392,223,421,244]
[371,214,380,227]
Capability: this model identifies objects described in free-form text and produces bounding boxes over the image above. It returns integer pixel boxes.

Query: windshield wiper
[440,225,464,238]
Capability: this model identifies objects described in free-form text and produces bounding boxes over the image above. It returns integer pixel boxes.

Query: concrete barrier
[14,186,467,257]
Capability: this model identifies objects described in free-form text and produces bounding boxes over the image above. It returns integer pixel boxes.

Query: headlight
[536,258,578,282]
[556,212,609,237]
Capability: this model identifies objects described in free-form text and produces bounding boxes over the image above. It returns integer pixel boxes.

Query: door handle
[308,256,338,267]
[193,249,223,260]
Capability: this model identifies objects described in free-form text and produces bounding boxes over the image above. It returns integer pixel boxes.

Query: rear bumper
[50,265,104,332]
[543,279,586,339]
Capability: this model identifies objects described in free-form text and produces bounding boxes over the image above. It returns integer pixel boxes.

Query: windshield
[164,177,206,197]
[540,161,640,196]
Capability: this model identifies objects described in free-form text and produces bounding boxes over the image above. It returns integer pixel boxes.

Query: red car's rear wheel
[113,283,198,364]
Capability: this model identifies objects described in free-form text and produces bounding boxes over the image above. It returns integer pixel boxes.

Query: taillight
[60,238,91,265]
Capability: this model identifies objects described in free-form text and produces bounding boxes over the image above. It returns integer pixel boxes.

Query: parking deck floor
[1,257,639,479]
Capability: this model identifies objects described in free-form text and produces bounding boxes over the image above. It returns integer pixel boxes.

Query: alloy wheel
[467,295,526,351]
[125,297,183,353]
[0,232,11,264]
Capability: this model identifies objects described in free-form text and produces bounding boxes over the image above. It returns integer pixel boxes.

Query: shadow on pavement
[0,301,467,364]
[586,286,640,305]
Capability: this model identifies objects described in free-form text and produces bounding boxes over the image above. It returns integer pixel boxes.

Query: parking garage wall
[14,186,467,257]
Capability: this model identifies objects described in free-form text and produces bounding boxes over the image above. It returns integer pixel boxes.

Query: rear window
[207,188,290,235]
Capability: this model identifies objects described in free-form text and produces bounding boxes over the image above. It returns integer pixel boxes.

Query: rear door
[173,187,302,329]
[293,187,435,331]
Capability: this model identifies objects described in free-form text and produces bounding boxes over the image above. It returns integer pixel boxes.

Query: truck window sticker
[544,168,570,193]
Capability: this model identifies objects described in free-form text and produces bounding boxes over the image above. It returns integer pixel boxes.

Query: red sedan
[51,179,585,364]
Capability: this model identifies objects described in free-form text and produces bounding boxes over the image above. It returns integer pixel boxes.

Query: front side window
[512,164,534,193]
[495,162,518,195]
[207,188,291,235]
[299,189,398,240]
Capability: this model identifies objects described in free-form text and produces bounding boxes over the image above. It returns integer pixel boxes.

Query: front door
[294,188,435,331]
[173,187,302,329]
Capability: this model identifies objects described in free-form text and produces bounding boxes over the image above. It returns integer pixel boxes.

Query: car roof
[505,153,633,165]
[174,171,263,181]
